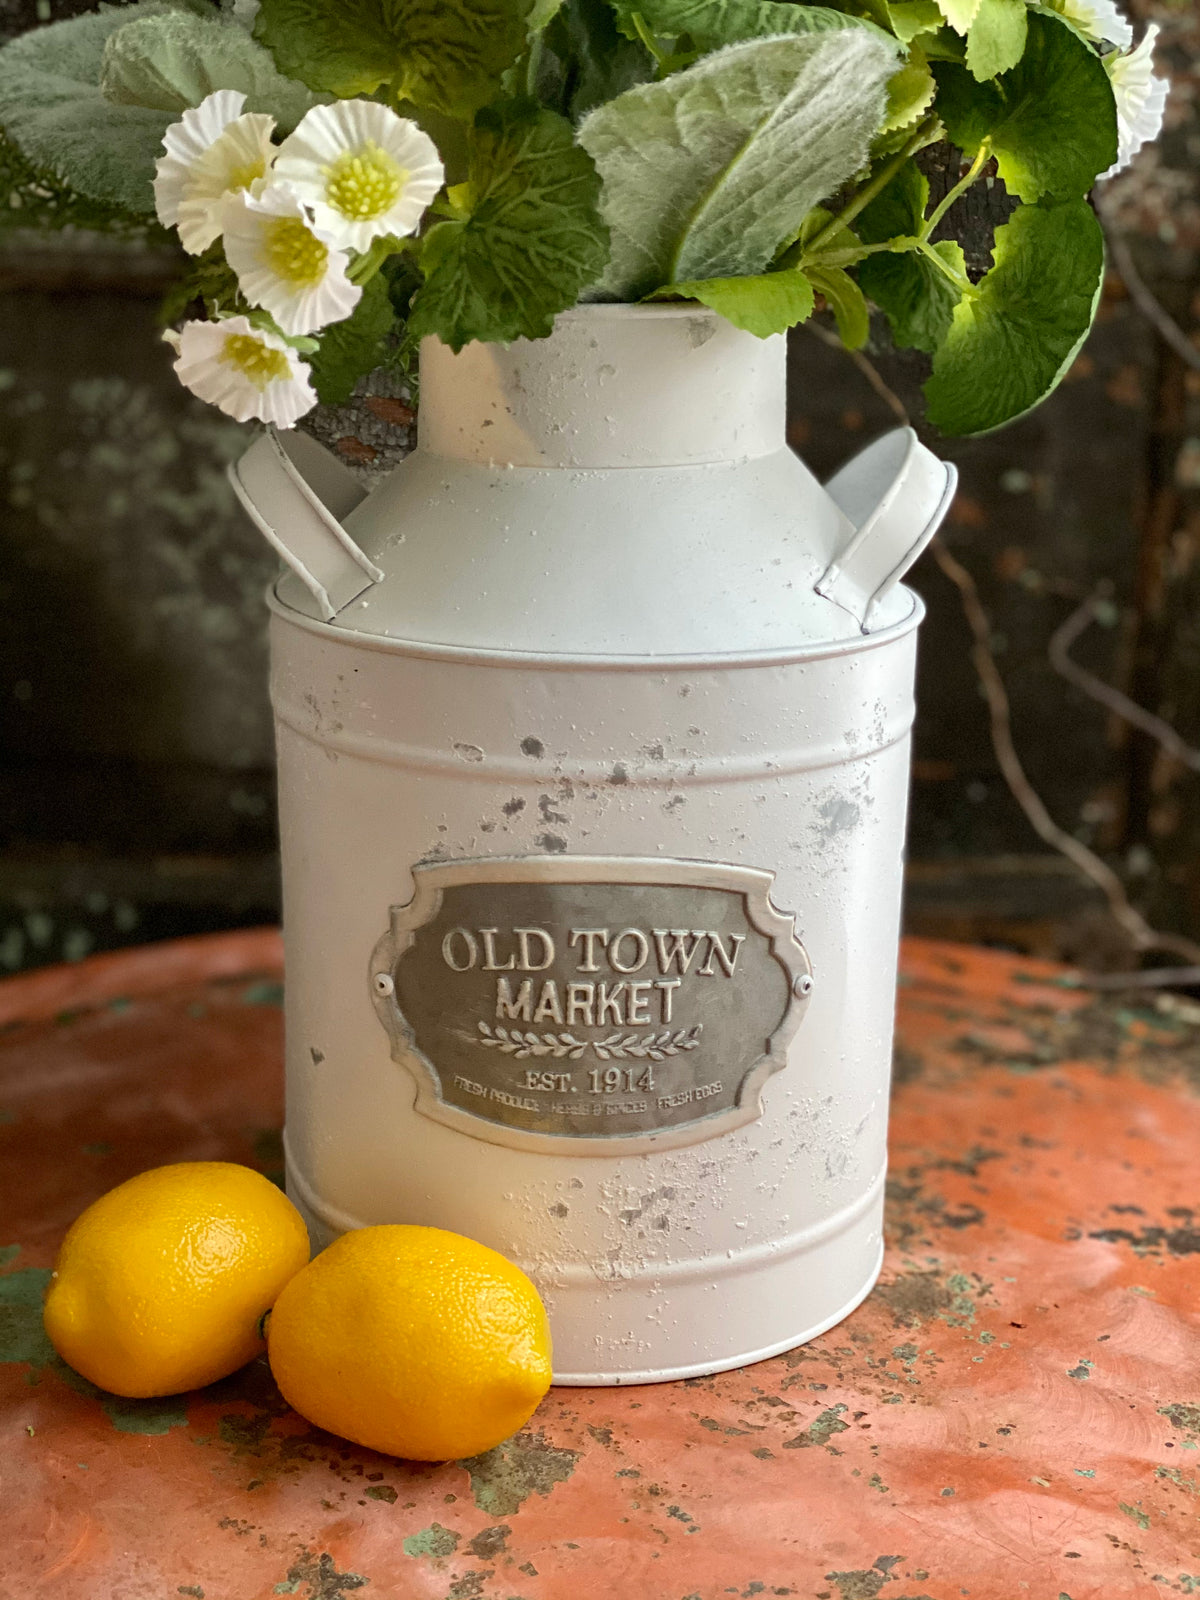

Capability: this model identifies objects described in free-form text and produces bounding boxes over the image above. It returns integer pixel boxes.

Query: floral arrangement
[0,0,1168,436]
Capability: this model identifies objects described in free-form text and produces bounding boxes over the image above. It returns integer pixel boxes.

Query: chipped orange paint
[2,931,1200,1599]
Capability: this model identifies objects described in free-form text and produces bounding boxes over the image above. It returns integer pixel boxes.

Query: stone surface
[2,931,1200,1597]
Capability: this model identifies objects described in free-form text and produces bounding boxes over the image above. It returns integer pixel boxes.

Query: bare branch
[803,322,910,424]
[930,539,1200,966]
[1049,592,1200,772]
[1096,197,1200,374]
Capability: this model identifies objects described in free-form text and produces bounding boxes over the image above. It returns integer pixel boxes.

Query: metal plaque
[370,856,812,1156]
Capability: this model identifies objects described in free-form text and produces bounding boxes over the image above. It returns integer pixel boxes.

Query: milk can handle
[816,427,957,631]
[228,428,383,621]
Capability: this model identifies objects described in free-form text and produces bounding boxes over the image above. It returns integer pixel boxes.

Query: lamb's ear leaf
[100,9,322,129]
[0,3,192,215]
[925,197,1104,435]
[578,31,898,301]
[611,0,892,47]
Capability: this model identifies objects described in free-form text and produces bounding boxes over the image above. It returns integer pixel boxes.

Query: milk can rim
[266,582,925,669]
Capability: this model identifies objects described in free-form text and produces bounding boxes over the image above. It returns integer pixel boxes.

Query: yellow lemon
[266,1225,552,1461]
[43,1161,310,1398]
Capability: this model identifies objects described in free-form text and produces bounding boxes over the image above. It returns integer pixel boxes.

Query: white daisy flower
[1102,23,1170,179]
[1046,0,1133,49]
[221,186,360,336]
[271,100,444,254]
[168,315,317,427]
[154,90,278,255]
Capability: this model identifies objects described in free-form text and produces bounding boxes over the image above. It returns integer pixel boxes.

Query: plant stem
[349,236,411,286]
[631,12,669,67]
[922,139,991,238]
[797,115,941,260]
[524,34,544,98]
[916,237,975,295]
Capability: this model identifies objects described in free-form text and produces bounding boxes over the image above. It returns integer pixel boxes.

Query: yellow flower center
[263,216,329,287]
[226,157,267,194]
[220,332,291,390]
[323,141,406,221]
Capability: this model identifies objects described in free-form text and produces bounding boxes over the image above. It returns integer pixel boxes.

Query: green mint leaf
[543,0,653,119]
[0,2,191,215]
[853,156,961,351]
[101,9,321,129]
[308,274,398,404]
[578,32,899,301]
[934,12,1117,201]
[936,0,980,32]
[925,197,1104,434]
[856,152,927,237]
[612,0,889,48]
[407,103,609,350]
[804,263,870,348]
[881,45,935,133]
[858,240,963,352]
[648,266,815,336]
[887,0,944,43]
[254,0,533,115]
[963,0,1026,80]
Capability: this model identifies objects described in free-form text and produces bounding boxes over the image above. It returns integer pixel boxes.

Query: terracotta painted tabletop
[2,931,1200,1600]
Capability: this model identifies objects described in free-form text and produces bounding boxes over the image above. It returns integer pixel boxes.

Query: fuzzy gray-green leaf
[100,10,322,130]
[612,0,885,48]
[0,3,189,214]
[578,32,898,301]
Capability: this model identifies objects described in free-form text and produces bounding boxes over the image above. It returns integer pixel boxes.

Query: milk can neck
[416,305,786,470]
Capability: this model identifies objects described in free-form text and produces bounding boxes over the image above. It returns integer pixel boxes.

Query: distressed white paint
[236,305,954,1383]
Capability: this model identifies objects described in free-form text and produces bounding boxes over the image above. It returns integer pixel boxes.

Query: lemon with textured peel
[266,1225,552,1461]
[43,1161,310,1398]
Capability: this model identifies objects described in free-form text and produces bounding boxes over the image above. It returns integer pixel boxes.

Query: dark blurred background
[1,0,1198,977]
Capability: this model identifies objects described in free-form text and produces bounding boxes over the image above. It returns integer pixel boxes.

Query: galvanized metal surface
[2,930,1199,1597]
[246,312,955,1383]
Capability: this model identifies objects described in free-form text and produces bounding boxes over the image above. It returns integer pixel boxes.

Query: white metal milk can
[229,305,956,1384]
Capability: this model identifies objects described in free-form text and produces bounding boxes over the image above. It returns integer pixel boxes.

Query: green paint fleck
[782,1403,849,1450]
[178,1588,204,1597]
[365,1484,397,1504]
[1156,1466,1200,1496]
[461,1430,579,1517]
[0,1269,187,1432]
[1074,1468,1096,1478]
[243,980,285,1007]
[0,1244,20,1269]
[0,1267,55,1366]
[868,1473,889,1493]
[273,1584,299,1594]
[1119,1501,1150,1529]
[1160,1403,1200,1441]
[1067,1360,1094,1380]
[403,1523,460,1558]
[941,1487,955,1496]
[99,1393,189,1435]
